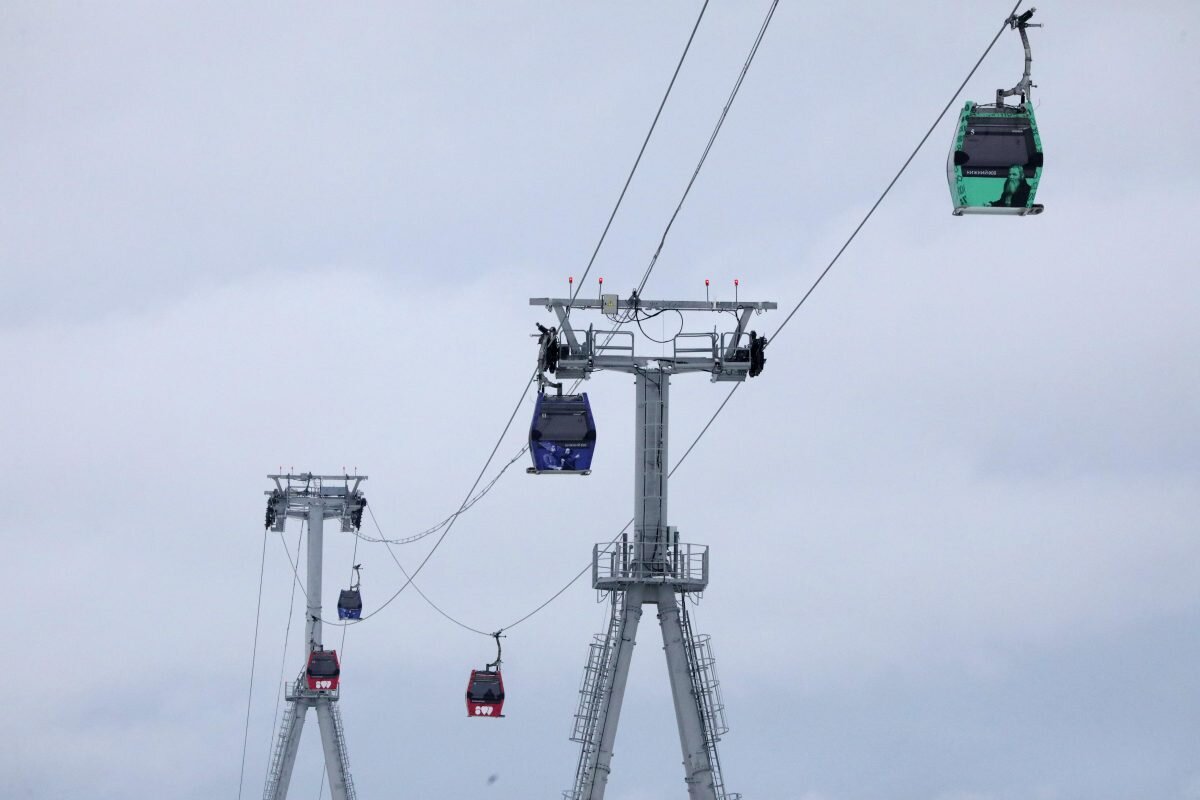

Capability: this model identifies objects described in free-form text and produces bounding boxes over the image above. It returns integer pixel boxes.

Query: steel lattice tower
[261,473,367,800]
[529,294,775,800]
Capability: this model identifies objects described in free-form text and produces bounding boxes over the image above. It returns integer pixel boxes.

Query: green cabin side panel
[949,102,972,209]
[950,101,1043,211]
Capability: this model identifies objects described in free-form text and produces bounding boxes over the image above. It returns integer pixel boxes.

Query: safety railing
[592,537,708,592]
[554,326,635,378]
[673,331,718,361]
[589,327,635,358]
[285,676,339,702]
[720,329,751,357]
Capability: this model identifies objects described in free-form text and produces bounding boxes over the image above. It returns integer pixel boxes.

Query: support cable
[382,0,712,564]
[633,0,779,296]
[359,0,784,637]
[249,14,1024,796]
[352,370,539,622]
[584,0,780,375]
[564,0,711,323]
[309,35,705,549]
[275,524,350,627]
[269,378,536,628]
[369,504,489,635]
[365,373,735,636]
[262,523,304,795]
[237,529,269,800]
[283,3,736,631]
[366,0,1024,637]
[769,0,1022,340]
[255,25,720,748]
[347,447,528,546]
[313,1,724,606]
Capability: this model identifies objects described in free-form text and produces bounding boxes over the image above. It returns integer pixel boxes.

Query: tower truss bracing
[531,295,774,800]
[261,473,367,800]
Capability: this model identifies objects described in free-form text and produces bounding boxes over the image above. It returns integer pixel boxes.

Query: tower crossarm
[530,298,777,313]
[530,298,776,383]
[265,474,368,533]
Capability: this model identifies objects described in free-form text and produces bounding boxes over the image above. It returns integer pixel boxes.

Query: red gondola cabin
[306,648,340,692]
[466,669,504,717]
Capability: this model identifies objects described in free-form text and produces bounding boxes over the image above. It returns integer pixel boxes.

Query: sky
[2,2,1199,799]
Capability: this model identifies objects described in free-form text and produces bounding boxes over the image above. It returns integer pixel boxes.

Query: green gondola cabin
[947,101,1043,215]
[947,7,1045,217]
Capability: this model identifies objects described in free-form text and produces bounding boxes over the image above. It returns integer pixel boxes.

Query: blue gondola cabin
[337,588,362,620]
[528,392,596,474]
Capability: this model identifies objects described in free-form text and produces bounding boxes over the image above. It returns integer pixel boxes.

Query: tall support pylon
[261,473,367,800]
[531,294,774,800]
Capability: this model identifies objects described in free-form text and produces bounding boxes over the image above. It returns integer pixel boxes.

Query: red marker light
[705,279,710,286]
[598,277,603,285]
[734,279,739,287]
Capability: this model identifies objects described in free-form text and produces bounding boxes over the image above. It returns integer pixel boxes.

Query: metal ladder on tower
[263,683,303,800]
[328,700,357,800]
[680,602,739,800]
[564,591,625,800]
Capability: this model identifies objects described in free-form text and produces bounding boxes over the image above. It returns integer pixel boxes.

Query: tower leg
[315,698,355,800]
[264,697,308,800]
[566,366,739,798]
[585,584,645,800]
[657,585,717,800]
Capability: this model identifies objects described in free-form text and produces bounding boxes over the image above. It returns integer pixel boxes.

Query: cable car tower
[530,292,775,800]
[261,473,367,800]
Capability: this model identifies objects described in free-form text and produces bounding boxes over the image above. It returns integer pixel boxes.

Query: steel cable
[351,370,539,622]
[389,0,1025,637]
[634,0,779,296]
[266,0,1021,648]
[367,0,783,638]
[237,530,269,800]
[262,523,304,797]
[769,0,1023,340]
[326,0,728,625]
[564,0,711,323]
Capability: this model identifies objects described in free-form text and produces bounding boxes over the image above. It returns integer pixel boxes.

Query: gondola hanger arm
[487,630,505,670]
[997,6,1040,106]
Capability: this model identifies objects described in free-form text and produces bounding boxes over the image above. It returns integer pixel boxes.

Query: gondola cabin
[306,648,340,692]
[528,392,596,475]
[337,588,362,620]
[947,102,1043,216]
[466,669,505,717]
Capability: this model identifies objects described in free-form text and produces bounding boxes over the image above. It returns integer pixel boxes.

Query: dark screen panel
[962,131,1034,168]
[536,399,592,441]
[309,655,339,676]
[469,674,503,701]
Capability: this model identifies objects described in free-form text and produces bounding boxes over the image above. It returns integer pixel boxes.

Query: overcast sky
[3,2,1198,799]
